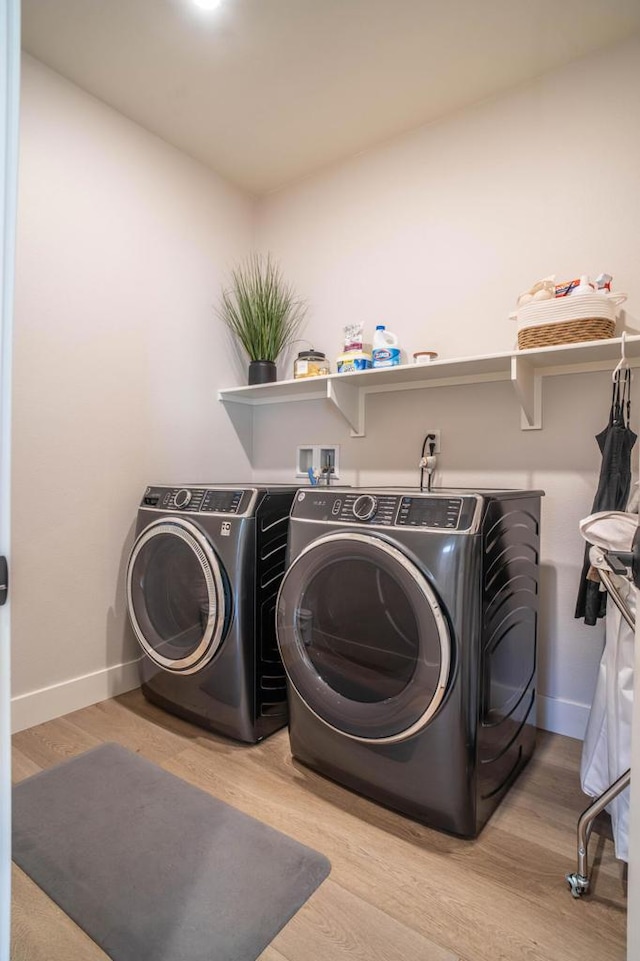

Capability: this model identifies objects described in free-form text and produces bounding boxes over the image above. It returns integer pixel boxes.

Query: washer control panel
[141,487,247,514]
[294,489,479,531]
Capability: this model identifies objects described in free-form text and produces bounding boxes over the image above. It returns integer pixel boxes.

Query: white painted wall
[11,56,254,731]
[253,36,640,736]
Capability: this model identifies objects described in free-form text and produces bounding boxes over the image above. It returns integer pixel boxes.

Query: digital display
[201,490,243,513]
[399,498,462,529]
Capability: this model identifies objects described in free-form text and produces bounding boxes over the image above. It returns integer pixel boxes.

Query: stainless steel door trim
[126,517,227,674]
[289,677,450,747]
[276,531,452,744]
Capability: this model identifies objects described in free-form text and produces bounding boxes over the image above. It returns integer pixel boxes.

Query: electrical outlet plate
[296,445,340,479]
[423,430,441,454]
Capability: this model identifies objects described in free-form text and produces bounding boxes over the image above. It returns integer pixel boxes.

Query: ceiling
[21,0,640,196]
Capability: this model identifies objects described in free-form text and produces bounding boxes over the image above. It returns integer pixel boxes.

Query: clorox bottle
[371,325,401,368]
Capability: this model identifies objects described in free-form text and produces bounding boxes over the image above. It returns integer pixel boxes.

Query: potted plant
[218,253,307,385]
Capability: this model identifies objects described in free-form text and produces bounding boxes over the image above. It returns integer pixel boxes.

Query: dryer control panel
[141,487,249,514]
[293,489,479,531]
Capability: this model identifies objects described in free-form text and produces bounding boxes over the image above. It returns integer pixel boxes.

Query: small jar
[413,351,438,365]
[293,349,330,379]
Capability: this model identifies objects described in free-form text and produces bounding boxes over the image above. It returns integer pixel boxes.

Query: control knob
[174,488,192,509]
[352,494,377,521]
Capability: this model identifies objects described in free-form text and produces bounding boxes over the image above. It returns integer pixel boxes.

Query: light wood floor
[11,690,627,961]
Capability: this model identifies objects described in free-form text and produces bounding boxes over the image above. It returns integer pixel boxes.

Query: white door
[0,1,19,957]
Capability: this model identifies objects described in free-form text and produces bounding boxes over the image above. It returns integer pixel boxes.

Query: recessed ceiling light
[192,0,222,9]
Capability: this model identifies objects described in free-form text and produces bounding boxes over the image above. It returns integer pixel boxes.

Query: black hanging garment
[575,368,637,625]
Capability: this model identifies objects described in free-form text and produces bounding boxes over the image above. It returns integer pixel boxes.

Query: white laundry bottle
[371,325,401,368]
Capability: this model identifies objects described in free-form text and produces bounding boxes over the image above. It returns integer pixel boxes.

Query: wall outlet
[423,430,441,455]
[296,445,340,480]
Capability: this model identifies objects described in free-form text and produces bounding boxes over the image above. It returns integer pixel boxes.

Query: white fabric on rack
[579,510,637,861]
[627,481,640,516]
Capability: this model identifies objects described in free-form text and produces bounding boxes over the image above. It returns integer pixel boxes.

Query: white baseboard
[10,666,589,741]
[11,659,141,734]
[536,694,589,740]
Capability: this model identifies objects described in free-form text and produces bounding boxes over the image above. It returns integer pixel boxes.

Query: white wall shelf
[219,335,640,445]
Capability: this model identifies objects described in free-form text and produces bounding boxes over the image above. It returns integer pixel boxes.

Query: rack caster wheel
[566,872,590,898]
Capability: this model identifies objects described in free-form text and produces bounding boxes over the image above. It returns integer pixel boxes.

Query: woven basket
[518,317,615,350]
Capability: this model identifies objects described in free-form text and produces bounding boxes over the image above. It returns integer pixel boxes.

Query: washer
[126,484,298,743]
[276,486,544,836]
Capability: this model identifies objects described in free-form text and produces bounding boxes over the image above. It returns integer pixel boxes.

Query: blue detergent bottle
[371,325,401,368]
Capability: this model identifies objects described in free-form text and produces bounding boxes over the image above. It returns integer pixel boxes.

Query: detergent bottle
[371,325,401,368]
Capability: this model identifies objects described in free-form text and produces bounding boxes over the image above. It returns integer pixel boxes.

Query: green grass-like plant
[218,253,307,362]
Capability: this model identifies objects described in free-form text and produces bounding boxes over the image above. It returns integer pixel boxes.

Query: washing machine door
[276,532,451,743]
[126,517,229,674]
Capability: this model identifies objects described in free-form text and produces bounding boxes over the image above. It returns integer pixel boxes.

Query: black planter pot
[248,360,277,385]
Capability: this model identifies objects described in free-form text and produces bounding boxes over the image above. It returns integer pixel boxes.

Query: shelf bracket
[511,356,542,430]
[327,378,365,437]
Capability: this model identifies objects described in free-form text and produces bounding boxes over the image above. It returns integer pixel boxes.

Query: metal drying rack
[565,531,640,897]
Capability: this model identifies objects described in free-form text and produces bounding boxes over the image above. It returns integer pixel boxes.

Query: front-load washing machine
[276,486,543,836]
[126,484,298,743]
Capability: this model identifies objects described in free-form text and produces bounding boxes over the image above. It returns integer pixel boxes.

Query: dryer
[126,484,298,743]
[276,486,543,836]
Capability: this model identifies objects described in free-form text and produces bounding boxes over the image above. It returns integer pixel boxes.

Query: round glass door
[126,518,229,674]
[276,532,451,742]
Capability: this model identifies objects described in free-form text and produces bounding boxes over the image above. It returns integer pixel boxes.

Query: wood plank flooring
[11,691,627,961]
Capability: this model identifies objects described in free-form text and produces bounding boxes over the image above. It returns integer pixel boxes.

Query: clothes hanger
[612,331,630,382]
[610,331,632,426]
